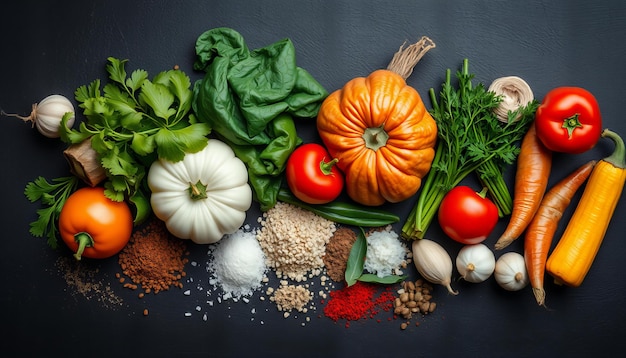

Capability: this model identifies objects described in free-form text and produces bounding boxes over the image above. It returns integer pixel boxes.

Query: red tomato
[535,87,602,154]
[285,143,344,204]
[437,186,499,244]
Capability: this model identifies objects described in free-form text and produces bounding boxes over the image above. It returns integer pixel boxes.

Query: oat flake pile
[256,201,336,281]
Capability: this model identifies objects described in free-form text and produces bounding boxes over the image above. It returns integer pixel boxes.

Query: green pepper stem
[601,129,626,169]
[73,232,94,261]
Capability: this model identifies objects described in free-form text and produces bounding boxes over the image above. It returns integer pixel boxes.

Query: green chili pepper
[277,188,399,227]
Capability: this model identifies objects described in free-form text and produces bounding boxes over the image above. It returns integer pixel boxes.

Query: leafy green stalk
[24,176,79,248]
[401,59,536,240]
[477,159,512,216]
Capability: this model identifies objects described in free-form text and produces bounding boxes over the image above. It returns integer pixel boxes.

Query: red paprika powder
[323,281,395,327]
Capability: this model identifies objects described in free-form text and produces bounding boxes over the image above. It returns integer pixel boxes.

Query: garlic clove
[412,239,458,295]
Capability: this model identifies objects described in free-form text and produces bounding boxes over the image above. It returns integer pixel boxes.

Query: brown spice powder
[323,227,358,282]
[55,256,124,309]
[118,218,189,294]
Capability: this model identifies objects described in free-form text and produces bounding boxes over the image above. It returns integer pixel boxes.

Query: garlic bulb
[2,94,75,138]
[488,76,534,123]
[412,239,458,295]
[494,252,529,291]
[455,244,495,283]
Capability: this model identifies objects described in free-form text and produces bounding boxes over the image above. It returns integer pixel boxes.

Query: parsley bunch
[402,59,537,240]
[60,57,211,223]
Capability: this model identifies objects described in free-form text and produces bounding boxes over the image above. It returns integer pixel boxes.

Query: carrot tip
[494,237,513,250]
[532,287,546,307]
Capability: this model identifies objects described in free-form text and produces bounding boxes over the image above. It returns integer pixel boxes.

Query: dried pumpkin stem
[386,36,436,80]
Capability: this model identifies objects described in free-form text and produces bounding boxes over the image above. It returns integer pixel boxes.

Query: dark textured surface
[1,1,625,357]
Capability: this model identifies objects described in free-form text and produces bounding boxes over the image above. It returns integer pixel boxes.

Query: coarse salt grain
[363,229,407,278]
[207,229,268,300]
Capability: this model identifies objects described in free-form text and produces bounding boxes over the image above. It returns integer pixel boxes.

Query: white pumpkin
[147,139,252,244]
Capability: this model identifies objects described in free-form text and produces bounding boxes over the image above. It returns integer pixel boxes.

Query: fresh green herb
[60,57,211,223]
[402,58,537,240]
[24,176,78,248]
[344,227,408,286]
[475,103,538,216]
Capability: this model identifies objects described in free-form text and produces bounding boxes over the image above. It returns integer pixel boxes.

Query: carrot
[495,122,552,250]
[546,129,626,287]
[524,160,596,307]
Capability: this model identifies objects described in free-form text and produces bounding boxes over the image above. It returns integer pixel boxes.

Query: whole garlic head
[494,252,529,291]
[455,243,496,283]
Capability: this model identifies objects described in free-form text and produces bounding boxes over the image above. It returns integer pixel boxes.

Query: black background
[1,1,625,357]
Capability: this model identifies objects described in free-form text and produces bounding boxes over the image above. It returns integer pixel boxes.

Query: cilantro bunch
[24,176,78,248]
[401,59,537,240]
[60,57,211,223]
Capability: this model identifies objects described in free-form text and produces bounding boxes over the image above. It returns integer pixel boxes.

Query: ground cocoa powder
[117,218,189,294]
[323,227,357,282]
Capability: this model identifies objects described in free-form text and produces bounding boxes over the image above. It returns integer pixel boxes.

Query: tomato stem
[73,232,94,261]
[562,113,583,139]
[320,158,339,175]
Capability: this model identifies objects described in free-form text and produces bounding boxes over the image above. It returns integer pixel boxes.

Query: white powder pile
[207,229,268,300]
[363,229,407,278]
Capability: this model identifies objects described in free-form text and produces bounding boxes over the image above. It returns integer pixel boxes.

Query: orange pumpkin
[317,69,437,206]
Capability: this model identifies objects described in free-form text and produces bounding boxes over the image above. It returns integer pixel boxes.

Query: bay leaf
[344,227,367,286]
